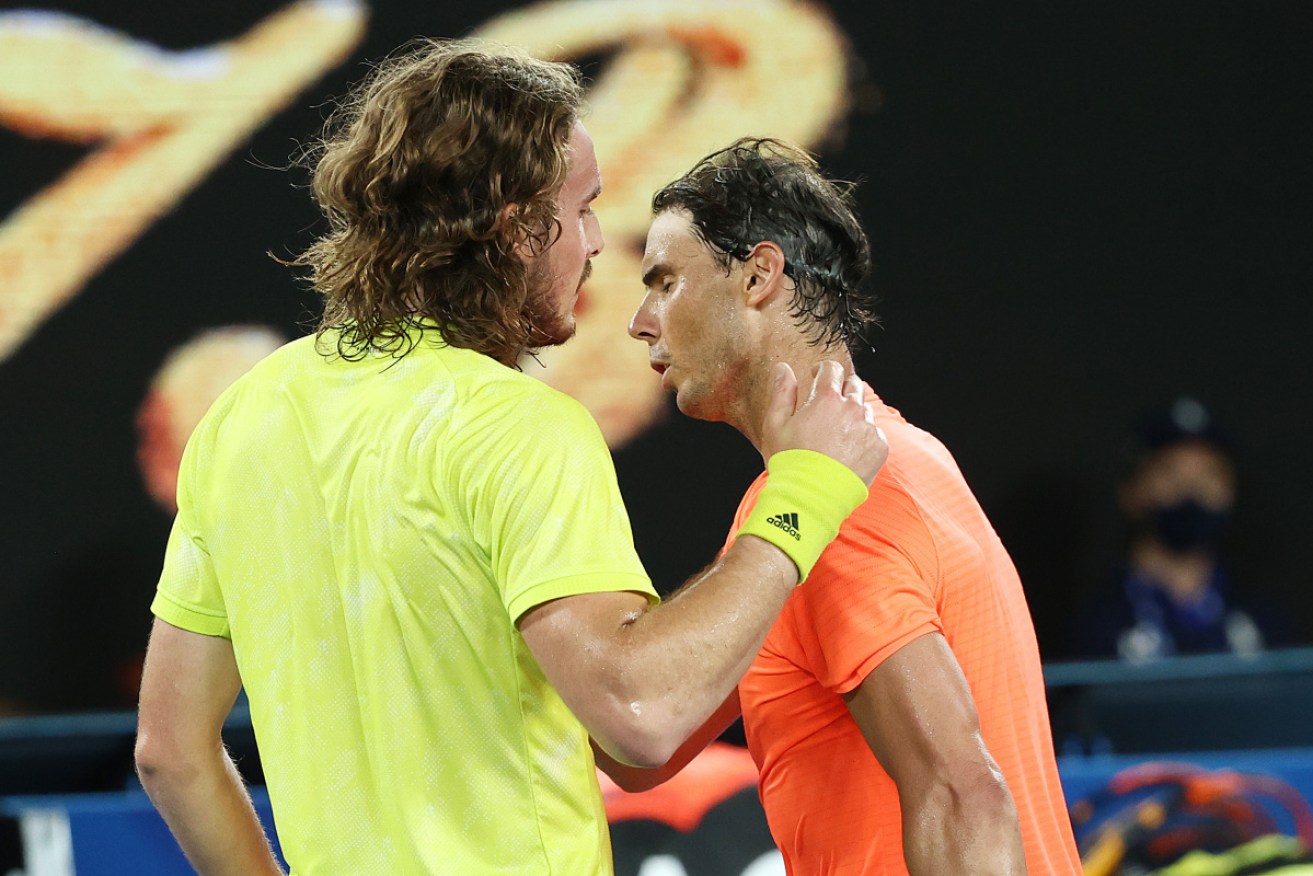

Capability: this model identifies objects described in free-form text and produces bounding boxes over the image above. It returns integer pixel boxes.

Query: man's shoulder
[274,331,594,426]
[417,354,603,463]
[229,332,326,388]
[460,362,593,426]
[868,409,977,510]
[878,410,953,467]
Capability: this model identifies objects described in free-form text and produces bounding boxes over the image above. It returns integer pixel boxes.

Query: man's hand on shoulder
[759,360,887,486]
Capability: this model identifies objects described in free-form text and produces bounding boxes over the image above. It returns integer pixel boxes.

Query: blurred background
[1,1,1310,872]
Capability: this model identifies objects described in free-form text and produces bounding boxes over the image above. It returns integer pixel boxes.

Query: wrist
[736,449,869,583]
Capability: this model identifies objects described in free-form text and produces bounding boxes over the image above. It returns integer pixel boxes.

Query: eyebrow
[641,262,669,289]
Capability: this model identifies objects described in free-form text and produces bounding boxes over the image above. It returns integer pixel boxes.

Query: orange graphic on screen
[137,325,288,512]
[2,0,851,463]
[0,0,367,362]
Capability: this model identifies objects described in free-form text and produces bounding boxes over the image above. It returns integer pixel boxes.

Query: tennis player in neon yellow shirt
[135,40,886,875]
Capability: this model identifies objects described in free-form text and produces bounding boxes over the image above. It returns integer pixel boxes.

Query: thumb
[762,362,799,436]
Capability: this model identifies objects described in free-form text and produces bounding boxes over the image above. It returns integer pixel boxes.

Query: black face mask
[1151,499,1229,553]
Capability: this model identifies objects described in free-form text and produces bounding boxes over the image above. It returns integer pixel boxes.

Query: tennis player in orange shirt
[613,138,1082,875]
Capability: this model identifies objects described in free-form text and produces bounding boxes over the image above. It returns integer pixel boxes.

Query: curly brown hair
[291,40,584,364]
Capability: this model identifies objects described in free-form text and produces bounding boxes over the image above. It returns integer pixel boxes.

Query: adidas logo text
[766,512,801,541]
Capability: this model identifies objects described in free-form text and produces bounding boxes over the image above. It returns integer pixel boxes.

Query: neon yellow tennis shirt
[152,326,657,875]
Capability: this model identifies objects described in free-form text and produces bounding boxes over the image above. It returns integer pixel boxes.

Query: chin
[531,317,576,349]
[674,387,718,423]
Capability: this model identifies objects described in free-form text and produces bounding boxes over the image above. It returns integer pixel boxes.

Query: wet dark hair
[290,39,584,364]
[652,137,877,352]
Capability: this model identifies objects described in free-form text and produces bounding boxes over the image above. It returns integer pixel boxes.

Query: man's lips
[573,262,593,315]
[649,360,671,388]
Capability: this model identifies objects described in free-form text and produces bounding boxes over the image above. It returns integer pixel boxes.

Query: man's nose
[628,296,658,343]
[586,214,604,259]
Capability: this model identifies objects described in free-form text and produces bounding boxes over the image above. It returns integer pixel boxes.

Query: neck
[730,338,857,458]
[1129,539,1216,604]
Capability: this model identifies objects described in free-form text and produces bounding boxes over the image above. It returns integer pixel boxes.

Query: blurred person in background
[1073,397,1295,661]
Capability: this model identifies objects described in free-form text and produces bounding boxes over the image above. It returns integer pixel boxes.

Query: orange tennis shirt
[724,393,1081,875]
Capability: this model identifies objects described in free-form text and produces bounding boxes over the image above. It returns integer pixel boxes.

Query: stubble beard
[525,259,590,349]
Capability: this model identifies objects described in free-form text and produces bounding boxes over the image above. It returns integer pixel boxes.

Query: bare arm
[843,632,1026,875]
[592,690,741,792]
[135,618,284,876]
[520,361,886,768]
[521,539,788,767]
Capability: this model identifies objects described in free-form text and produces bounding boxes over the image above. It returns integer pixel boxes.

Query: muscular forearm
[595,536,795,764]
[901,773,1027,876]
[596,438,876,760]
[139,748,283,876]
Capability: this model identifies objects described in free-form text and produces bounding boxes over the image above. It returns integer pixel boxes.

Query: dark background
[1,0,1309,712]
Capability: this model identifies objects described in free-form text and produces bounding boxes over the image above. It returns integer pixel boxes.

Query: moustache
[578,260,592,289]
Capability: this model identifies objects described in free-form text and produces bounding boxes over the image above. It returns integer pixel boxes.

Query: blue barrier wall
[5,749,1313,875]
[4,651,1311,872]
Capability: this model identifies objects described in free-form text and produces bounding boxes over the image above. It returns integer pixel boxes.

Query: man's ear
[500,203,521,225]
[505,203,552,259]
[742,240,790,308]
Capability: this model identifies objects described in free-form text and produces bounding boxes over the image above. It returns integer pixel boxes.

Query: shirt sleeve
[797,481,943,693]
[151,408,231,638]
[721,473,766,559]
[729,473,943,694]
[451,382,658,622]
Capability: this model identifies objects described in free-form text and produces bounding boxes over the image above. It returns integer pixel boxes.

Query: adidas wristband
[736,448,870,583]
